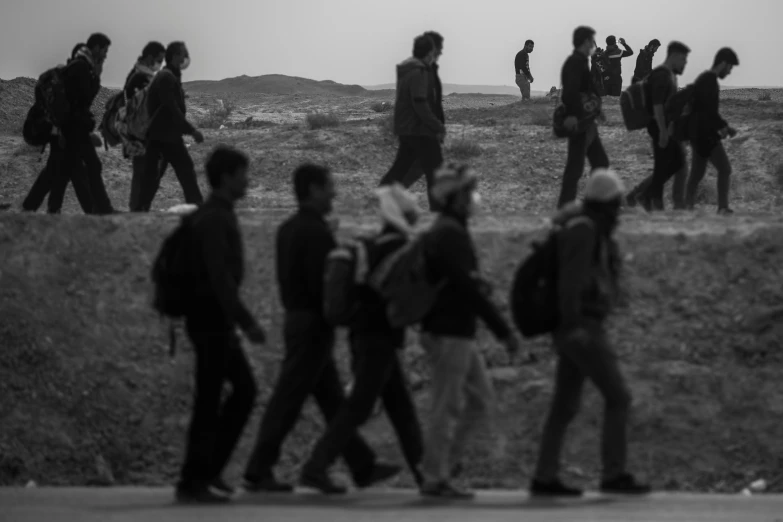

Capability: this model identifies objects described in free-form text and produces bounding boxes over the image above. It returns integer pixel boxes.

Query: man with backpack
[378,34,446,211]
[530,168,651,497]
[603,36,634,97]
[58,33,117,214]
[632,39,661,84]
[684,48,740,215]
[299,183,426,492]
[243,164,401,494]
[166,146,265,504]
[417,163,520,499]
[557,26,609,209]
[631,41,691,212]
[134,41,205,212]
[122,41,169,211]
[514,40,535,101]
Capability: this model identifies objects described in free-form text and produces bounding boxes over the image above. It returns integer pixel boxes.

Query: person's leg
[641,127,667,210]
[137,141,166,212]
[129,154,146,211]
[50,135,95,214]
[671,142,688,210]
[709,142,733,211]
[166,139,204,206]
[625,175,653,207]
[23,141,58,212]
[379,137,418,186]
[557,131,588,208]
[685,148,709,209]
[412,137,444,211]
[78,132,114,214]
[400,160,425,189]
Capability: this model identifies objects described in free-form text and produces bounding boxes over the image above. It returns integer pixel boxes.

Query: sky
[1,0,781,90]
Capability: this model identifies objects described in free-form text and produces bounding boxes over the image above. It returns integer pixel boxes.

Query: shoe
[300,469,348,495]
[530,478,584,497]
[355,462,402,489]
[243,475,295,493]
[175,484,232,504]
[600,473,652,495]
[210,477,236,497]
[420,480,475,499]
[717,207,734,215]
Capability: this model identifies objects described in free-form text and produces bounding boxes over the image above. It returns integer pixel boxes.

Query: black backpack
[22,102,53,147]
[99,92,125,150]
[35,64,72,129]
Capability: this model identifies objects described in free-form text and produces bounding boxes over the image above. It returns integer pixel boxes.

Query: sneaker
[175,484,232,504]
[600,473,652,495]
[355,462,402,489]
[210,477,236,497]
[420,480,475,499]
[299,470,348,495]
[717,207,734,216]
[530,478,584,497]
[243,475,294,493]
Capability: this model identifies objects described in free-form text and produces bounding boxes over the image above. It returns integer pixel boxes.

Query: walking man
[557,26,609,208]
[378,34,446,211]
[300,184,425,491]
[175,146,265,504]
[685,48,740,215]
[603,36,634,97]
[244,164,401,494]
[515,40,535,100]
[631,39,661,84]
[418,163,520,498]
[531,169,651,497]
[135,41,205,212]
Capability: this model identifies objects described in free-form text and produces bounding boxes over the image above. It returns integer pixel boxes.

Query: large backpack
[368,232,445,329]
[116,85,152,143]
[99,92,125,150]
[35,64,72,129]
[620,79,650,131]
[323,237,374,326]
[666,84,696,142]
[509,215,595,338]
[22,102,53,147]
[151,210,202,320]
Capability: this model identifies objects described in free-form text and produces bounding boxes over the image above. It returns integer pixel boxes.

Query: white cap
[584,168,625,203]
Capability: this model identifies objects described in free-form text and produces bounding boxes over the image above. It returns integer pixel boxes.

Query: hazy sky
[1,0,780,89]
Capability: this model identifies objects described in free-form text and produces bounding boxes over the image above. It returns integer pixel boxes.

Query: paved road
[1,488,782,522]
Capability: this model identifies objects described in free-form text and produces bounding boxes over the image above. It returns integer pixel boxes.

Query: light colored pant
[515,74,531,99]
[419,333,495,483]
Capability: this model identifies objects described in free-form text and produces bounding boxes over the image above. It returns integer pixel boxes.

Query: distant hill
[365,83,547,97]
[184,74,369,96]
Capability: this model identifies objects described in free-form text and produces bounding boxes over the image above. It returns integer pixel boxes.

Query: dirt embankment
[1,213,782,492]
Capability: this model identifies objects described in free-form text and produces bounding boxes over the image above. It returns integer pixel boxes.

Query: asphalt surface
[2,488,783,522]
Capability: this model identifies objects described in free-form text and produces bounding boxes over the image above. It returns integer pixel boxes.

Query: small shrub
[377,113,395,138]
[758,92,772,102]
[199,97,237,129]
[306,112,340,130]
[447,138,482,159]
[370,101,393,113]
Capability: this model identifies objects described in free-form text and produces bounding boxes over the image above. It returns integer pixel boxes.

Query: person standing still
[515,40,535,100]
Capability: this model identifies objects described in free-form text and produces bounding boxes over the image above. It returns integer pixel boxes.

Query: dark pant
[640,125,686,210]
[244,311,376,483]
[534,321,632,482]
[135,138,203,212]
[379,136,443,211]
[130,154,169,211]
[558,124,609,208]
[22,138,93,214]
[627,169,686,210]
[58,130,114,214]
[304,331,423,478]
[180,320,258,488]
[685,141,732,210]
[604,82,622,97]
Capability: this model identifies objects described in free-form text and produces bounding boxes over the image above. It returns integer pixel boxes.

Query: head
[648,39,661,54]
[413,34,436,65]
[86,33,111,64]
[432,163,480,219]
[293,164,335,215]
[205,146,250,201]
[423,31,444,63]
[376,184,420,235]
[165,41,190,70]
[665,41,691,75]
[606,35,617,47]
[583,168,625,230]
[712,47,739,79]
[140,41,166,71]
[573,26,597,56]
[524,39,535,53]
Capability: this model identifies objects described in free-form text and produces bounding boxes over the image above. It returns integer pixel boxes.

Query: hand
[727,127,738,138]
[192,130,205,144]
[658,131,669,149]
[564,116,578,132]
[89,133,102,148]
[529,77,534,84]
[619,38,626,45]
[245,324,266,345]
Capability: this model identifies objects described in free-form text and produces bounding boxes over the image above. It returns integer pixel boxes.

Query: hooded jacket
[633,48,655,80]
[61,46,102,134]
[604,43,634,83]
[393,57,445,138]
[145,65,197,143]
[123,62,158,100]
[554,202,622,330]
[429,62,445,124]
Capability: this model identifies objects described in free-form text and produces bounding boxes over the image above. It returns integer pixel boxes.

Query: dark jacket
[561,51,598,118]
[514,50,532,78]
[393,57,445,138]
[633,48,655,80]
[605,43,634,83]
[123,62,157,100]
[422,212,511,340]
[145,66,196,143]
[554,202,621,330]
[276,206,336,314]
[351,226,409,347]
[689,71,728,157]
[428,63,445,124]
[189,194,259,332]
[61,50,101,134]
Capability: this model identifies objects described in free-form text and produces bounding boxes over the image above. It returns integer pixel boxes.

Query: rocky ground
[1,80,782,493]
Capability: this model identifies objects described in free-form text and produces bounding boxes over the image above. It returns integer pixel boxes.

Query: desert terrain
[0,75,782,494]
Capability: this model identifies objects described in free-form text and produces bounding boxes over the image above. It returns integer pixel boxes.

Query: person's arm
[306,223,337,308]
[431,226,512,340]
[621,42,635,58]
[156,72,197,136]
[650,72,670,141]
[410,69,446,134]
[199,215,257,332]
[522,54,533,81]
[557,220,596,331]
[561,59,583,118]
